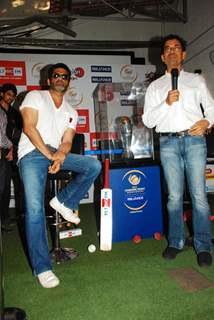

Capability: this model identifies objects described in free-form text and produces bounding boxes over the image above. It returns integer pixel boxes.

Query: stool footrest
[59,228,82,239]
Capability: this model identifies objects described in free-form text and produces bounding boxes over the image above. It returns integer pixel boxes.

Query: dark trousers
[2,161,22,221]
[0,150,22,225]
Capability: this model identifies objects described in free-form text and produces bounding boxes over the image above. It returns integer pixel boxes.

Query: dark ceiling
[0,0,187,49]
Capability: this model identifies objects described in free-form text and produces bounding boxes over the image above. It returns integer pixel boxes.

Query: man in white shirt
[18,63,101,288]
[143,34,214,267]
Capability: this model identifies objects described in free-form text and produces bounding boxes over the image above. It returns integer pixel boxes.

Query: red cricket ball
[132,234,142,243]
[154,232,161,240]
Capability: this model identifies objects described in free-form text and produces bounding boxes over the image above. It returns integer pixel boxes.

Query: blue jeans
[18,148,101,275]
[160,135,212,254]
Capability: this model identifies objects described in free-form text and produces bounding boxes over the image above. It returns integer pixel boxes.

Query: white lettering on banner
[91,65,112,72]
[91,76,112,83]
[0,67,5,76]
[13,67,22,76]
[78,116,86,125]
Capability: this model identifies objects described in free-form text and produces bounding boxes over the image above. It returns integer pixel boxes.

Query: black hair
[2,83,17,96]
[161,34,187,54]
[47,63,71,79]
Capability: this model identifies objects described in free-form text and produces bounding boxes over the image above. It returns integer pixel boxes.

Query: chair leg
[49,179,79,264]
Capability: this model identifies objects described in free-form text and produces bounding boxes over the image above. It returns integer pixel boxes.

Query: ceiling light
[34,0,50,11]
[12,0,25,8]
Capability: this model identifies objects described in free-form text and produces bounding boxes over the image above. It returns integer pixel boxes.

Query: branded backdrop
[0,52,155,203]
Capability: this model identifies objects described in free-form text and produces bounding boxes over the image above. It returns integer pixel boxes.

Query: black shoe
[162,246,182,260]
[197,252,212,267]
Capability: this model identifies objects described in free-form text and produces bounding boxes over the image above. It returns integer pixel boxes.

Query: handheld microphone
[171,68,179,90]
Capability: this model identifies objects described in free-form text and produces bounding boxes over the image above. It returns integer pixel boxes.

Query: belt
[159,129,189,137]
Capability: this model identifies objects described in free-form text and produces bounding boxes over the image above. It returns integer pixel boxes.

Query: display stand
[109,161,163,242]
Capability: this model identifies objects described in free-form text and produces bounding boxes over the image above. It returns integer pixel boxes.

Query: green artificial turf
[2,204,214,320]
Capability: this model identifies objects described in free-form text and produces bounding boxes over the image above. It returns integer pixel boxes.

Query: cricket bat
[100,158,112,251]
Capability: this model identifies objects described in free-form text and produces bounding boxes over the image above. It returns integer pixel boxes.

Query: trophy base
[122,151,134,160]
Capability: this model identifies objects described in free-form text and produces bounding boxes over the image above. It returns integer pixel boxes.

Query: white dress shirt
[142,70,214,133]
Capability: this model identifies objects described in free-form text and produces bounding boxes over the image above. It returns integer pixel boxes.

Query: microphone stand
[0,218,27,320]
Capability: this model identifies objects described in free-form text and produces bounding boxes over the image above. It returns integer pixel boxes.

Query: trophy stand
[93,82,163,243]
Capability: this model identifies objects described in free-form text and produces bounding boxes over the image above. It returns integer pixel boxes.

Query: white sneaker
[49,197,80,225]
[37,271,60,288]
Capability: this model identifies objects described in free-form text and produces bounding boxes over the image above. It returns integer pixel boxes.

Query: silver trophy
[118,116,134,159]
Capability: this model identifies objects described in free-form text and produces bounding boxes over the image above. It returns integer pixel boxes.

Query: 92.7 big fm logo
[0,61,26,85]
[70,67,85,80]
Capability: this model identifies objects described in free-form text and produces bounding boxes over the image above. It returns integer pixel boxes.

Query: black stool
[47,133,85,264]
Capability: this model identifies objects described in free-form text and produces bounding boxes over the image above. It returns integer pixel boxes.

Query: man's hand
[48,159,61,174]
[166,89,180,105]
[188,119,209,136]
[52,150,66,163]
[48,150,67,174]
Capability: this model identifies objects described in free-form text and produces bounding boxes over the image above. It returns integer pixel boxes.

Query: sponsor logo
[0,61,26,85]
[91,76,112,83]
[122,169,148,212]
[70,67,85,79]
[65,86,83,107]
[120,99,137,106]
[128,174,141,186]
[13,67,23,76]
[0,67,6,76]
[76,109,89,133]
[91,65,112,72]
[120,64,137,83]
